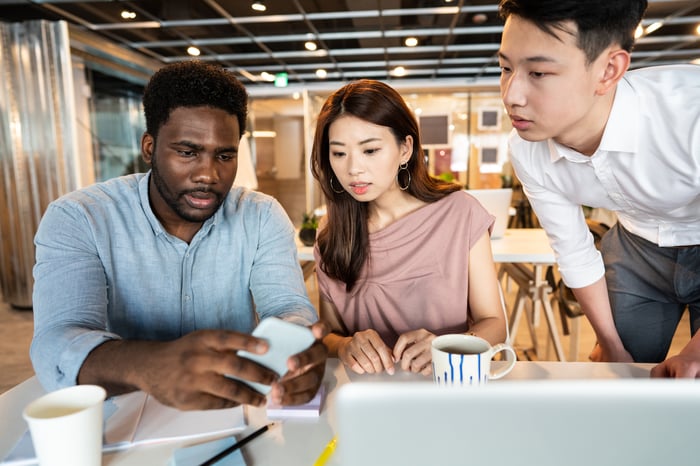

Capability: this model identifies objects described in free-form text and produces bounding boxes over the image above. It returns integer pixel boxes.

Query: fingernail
[387,366,395,375]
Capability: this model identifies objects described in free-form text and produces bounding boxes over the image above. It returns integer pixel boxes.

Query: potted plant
[299,212,319,246]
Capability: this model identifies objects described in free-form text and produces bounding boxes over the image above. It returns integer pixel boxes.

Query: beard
[150,154,224,223]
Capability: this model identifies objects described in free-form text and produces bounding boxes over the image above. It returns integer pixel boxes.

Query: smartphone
[235,317,315,394]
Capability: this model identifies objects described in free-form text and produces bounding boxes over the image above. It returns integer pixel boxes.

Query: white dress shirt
[509,64,700,288]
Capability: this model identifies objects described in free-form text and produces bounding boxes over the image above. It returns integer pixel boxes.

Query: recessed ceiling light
[392,66,406,77]
[472,13,487,24]
[316,69,327,79]
[251,1,266,12]
[120,10,136,20]
[305,41,317,51]
[404,37,418,47]
[260,71,275,82]
[187,46,200,57]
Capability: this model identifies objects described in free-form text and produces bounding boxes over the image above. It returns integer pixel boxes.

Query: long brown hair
[311,79,461,291]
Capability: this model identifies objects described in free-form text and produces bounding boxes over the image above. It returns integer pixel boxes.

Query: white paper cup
[431,334,516,387]
[22,384,106,466]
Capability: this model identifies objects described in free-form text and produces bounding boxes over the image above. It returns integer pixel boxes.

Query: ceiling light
[392,66,406,77]
[472,13,487,24]
[635,25,644,39]
[187,46,200,57]
[695,24,700,35]
[120,10,136,20]
[251,1,266,12]
[316,69,327,79]
[405,37,418,47]
[305,41,317,51]
[260,71,275,82]
[645,21,663,35]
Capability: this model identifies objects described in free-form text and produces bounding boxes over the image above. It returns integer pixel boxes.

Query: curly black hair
[142,60,248,139]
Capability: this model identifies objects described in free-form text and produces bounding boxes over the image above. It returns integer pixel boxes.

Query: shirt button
[184,295,191,301]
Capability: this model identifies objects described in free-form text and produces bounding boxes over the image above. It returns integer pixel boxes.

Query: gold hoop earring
[330,176,345,194]
[397,161,410,191]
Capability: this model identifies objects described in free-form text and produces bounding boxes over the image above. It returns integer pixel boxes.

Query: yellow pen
[313,436,337,466]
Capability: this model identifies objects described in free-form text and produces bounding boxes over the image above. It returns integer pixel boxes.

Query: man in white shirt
[497,0,700,377]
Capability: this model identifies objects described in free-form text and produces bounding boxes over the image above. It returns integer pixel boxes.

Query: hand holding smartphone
[236,317,315,394]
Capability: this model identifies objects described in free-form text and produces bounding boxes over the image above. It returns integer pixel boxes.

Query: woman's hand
[337,329,395,374]
[393,329,436,376]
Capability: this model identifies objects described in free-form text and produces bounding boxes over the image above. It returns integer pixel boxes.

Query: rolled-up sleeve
[510,148,605,289]
[248,199,317,326]
[31,202,121,392]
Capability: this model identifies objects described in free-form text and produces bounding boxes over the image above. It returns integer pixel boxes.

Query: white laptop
[466,188,512,239]
[334,380,700,466]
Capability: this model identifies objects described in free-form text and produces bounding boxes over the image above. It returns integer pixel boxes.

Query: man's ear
[141,132,154,165]
[595,48,630,96]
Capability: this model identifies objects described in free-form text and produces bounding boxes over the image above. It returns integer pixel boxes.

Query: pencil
[313,436,337,466]
[199,422,274,466]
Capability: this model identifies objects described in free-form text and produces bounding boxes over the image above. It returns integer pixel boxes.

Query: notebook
[466,188,512,238]
[334,379,700,466]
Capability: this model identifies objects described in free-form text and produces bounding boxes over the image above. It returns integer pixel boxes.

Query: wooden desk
[0,360,655,466]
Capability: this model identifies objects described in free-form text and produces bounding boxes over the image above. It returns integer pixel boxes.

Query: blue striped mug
[431,334,516,387]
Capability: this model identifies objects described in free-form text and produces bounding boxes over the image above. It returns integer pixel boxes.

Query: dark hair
[311,79,461,291]
[142,60,248,139]
[498,0,648,64]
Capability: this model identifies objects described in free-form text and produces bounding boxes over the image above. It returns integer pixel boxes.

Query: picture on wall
[477,107,502,131]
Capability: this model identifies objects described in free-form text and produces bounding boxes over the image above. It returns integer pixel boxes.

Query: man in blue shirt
[31,61,327,409]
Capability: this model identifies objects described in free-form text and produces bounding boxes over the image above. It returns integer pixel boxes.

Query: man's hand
[651,353,700,378]
[270,321,329,406]
[79,330,281,410]
[588,342,633,362]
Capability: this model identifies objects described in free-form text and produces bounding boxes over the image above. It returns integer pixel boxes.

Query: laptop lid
[334,380,700,466]
[465,188,512,239]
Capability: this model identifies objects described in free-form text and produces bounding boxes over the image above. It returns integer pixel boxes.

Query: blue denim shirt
[31,173,316,391]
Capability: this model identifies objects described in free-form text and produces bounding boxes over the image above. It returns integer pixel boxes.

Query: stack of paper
[265,385,325,420]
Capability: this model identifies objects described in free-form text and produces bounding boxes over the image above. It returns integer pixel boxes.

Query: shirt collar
[598,77,639,154]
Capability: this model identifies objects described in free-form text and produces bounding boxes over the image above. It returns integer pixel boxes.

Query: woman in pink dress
[311,80,507,376]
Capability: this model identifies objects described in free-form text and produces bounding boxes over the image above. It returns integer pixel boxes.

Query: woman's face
[327,114,412,203]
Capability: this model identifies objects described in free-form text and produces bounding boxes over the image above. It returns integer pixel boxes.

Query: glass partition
[248,85,512,227]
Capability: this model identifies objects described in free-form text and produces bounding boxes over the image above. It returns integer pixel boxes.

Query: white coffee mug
[431,334,516,387]
[23,384,106,466]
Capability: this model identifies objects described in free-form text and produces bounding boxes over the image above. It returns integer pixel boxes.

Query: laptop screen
[334,379,699,466]
[465,188,512,239]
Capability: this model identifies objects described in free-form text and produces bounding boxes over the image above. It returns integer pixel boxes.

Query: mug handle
[487,343,517,380]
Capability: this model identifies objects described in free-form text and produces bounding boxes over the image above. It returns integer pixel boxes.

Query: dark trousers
[601,223,700,362]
